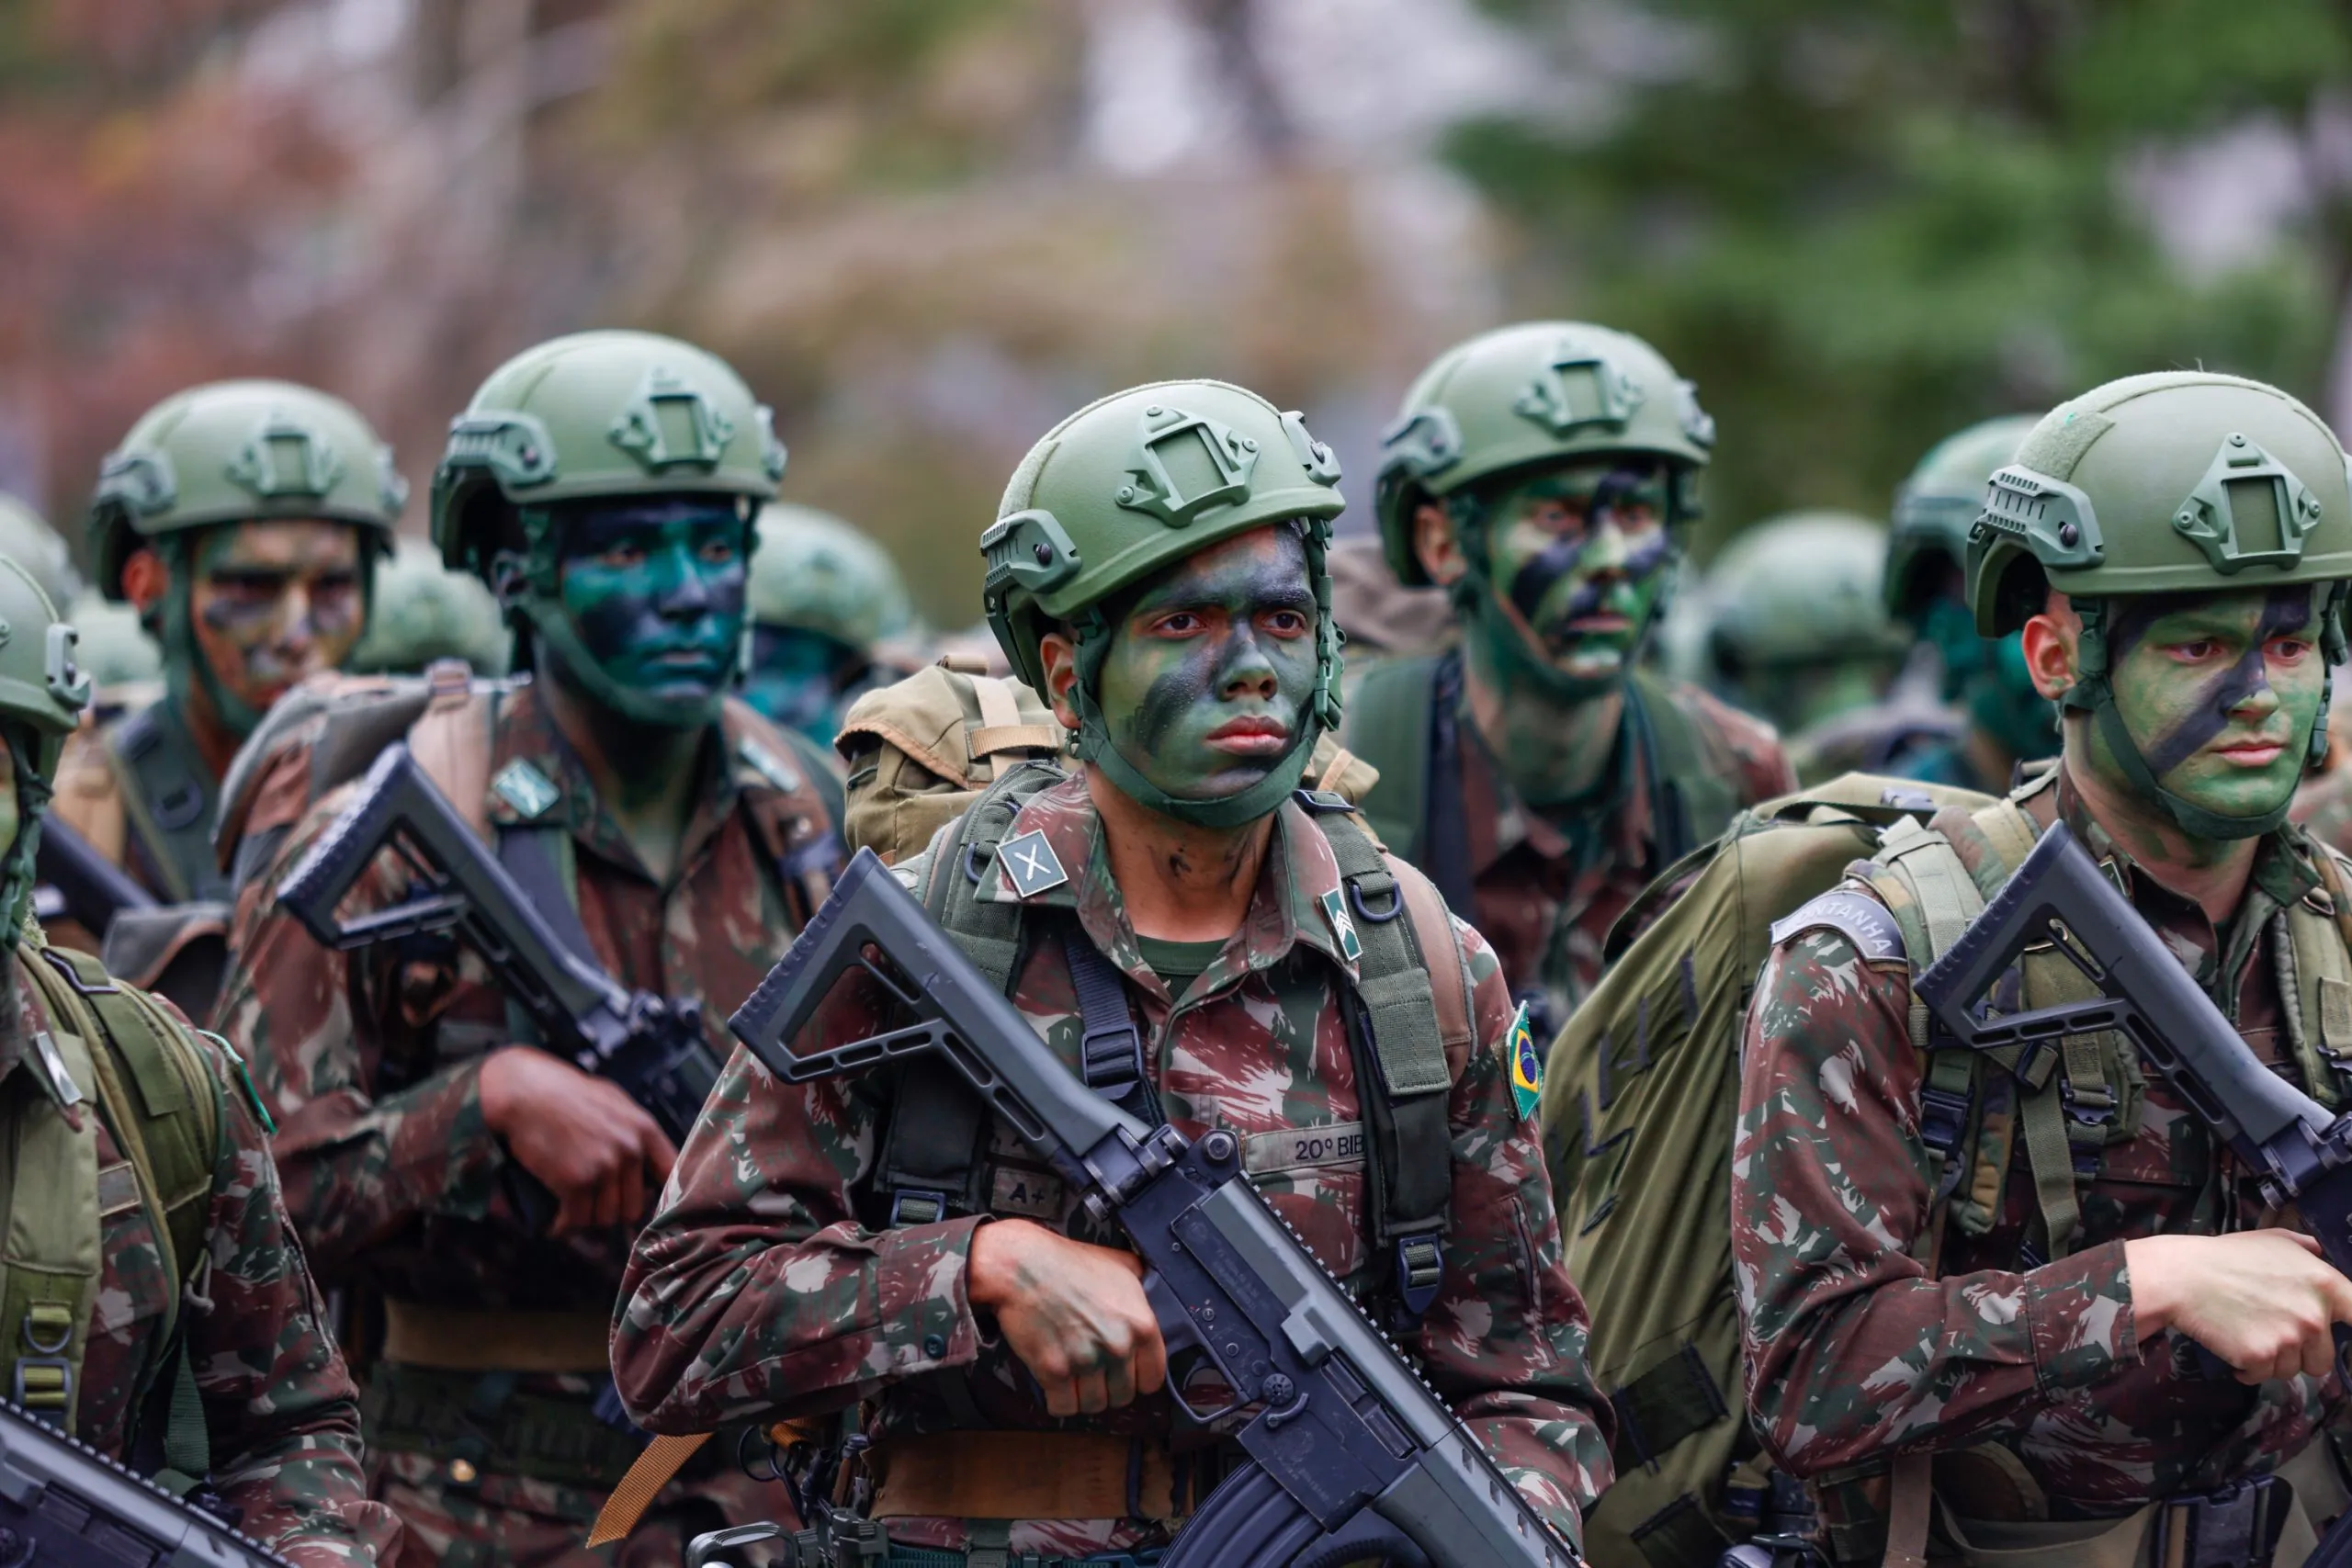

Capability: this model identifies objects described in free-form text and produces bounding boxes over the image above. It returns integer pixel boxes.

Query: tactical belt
[867,1431,1241,1525]
[362,1364,648,1492]
[379,1300,613,1373]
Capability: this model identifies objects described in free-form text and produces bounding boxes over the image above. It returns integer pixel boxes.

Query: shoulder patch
[1769,887,1905,964]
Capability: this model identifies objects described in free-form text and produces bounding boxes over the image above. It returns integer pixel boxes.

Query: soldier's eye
[210,570,290,597]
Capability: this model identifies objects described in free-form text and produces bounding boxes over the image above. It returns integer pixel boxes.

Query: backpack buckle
[888,1190,949,1227]
[15,1302,74,1416]
[1393,1232,1444,1317]
[1917,1083,1971,1156]
[1080,1021,1148,1104]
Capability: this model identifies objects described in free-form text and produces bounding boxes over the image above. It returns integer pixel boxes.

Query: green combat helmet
[88,379,404,601]
[1703,510,1911,733]
[62,592,163,690]
[431,329,786,727]
[347,536,511,676]
[982,379,1346,828]
[743,502,915,743]
[0,492,84,613]
[1969,371,2352,837]
[0,556,92,943]
[1373,319,1714,588]
[1886,413,2041,631]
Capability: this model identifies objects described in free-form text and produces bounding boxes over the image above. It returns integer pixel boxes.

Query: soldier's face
[551,500,749,709]
[2091,587,2325,822]
[1475,458,1673,683]
[1093,525,1319,806]
[186,520,367,715]
[0,740,17,867]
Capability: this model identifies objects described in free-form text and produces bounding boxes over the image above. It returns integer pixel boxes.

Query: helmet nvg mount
[1373,320,1714,589]
[983,379,1346,829]
[89,379,404,601]
[430,329,786,726]
[1966,371,2352,838]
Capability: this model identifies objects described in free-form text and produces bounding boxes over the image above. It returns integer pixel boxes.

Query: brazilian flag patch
[1507,1002,1543,1121]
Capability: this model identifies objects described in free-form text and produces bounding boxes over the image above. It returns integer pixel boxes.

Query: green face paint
[1464,457,1675,694]
[536,498,750,727]
[740,625,856,745]
[1093,526,1319,807]
[2090,587,2324,828]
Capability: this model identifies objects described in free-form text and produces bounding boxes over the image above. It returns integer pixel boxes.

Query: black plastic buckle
[1918,1084,1972,1156]
[1080,1022,1148,1103]
[1292,788,1355,815]
[888,1189,948,1227]
[1394,1233,1444,1317]
[2155,1473,2289,1568]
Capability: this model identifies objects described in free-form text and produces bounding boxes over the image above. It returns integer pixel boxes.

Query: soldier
[212,331,830,1567]
[1698,509,1914,746]
[1347,321,1795,1030]
[610,379,1614,1561]
[53,381,401,903]
[346,536,512,677]
[0,554,394,1565]
[1878,412,2058,791]
[739,501,914,748]
[1735,372,2352,1566]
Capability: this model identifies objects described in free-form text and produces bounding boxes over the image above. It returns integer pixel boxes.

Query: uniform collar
[1457,679,1645,877]
[981,772,1362,1001]
[2043,763,2321,918]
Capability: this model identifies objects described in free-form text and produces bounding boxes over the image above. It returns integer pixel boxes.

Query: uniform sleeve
[1419,919,1614,1544]
[1732,926,2139,1478]
[611,976,989,1430]
[212,797,509,1275]
[185,1032,401,1568]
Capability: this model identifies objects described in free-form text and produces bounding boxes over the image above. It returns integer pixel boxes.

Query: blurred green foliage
[1452,0,2352,555]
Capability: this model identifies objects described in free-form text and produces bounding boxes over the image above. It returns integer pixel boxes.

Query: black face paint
[2130,588,2313,776]
[1505,468,1665,622]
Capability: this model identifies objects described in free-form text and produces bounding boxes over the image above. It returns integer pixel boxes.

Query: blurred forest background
[6,0,2352,626]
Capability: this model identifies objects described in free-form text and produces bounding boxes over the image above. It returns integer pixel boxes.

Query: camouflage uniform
[213,680,812,1568]
[611,771,1614,1558]
[1735,769,2344,1542]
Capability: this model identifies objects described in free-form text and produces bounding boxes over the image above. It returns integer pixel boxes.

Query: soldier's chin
[1542,637,1629,682]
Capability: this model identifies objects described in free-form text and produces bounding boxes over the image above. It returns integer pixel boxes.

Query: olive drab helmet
[1885,412,2041,628]
[0,556,91,944]
[88,379,404,601]
[0,494,83,614]
[1704,510,1911,677]
[983,379,1347,829]
[1967,371,2352,838]
[430,329,786,725]
[1373,320,1714,588]
[346,537,512,676]
[748,503,915,650]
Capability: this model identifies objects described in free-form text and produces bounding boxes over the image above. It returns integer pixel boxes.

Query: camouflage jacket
[51,697,231,904]
[1453,676,1793,1023]
[3,944,395,1566]
[1734,767,2342,1518]
[612,773,1613,1558]
[2293,758,2352,861]
[213,683,819,1308]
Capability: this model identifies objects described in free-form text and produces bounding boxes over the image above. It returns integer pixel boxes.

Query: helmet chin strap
[0,727,52,951]
[159,569,267,742]
[2061,597,2308,842]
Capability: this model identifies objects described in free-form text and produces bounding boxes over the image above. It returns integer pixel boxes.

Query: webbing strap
[2279,897,2352,1110]
[1609,1343,1728,1472]
[1883,1452,1933,1568]
[1063,932,1161,1126]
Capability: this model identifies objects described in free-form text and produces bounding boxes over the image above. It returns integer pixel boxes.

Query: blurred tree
[1451,0,2351,554]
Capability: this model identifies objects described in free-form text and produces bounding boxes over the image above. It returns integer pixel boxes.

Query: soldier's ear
[1038,629,1082,729]
[2019,590,2080,701]
[119,547,170,614]
[1412,502,1468,588]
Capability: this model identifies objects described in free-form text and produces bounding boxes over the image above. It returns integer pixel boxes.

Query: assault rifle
[1915,821,2352,1568]
[718,846,1580,1568]
[274,743,722,1219]
[0,1396,293,1568]
[32,812,155,934]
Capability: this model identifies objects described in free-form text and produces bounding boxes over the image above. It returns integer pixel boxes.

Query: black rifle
[274,743,721,1204]
[0,1397,293,1568]
[1916,820,2352,1568]
[719,846,1580,1568]
[33,812,155,934]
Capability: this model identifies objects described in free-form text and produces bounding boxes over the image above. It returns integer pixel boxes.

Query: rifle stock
[726,848,1580,1568]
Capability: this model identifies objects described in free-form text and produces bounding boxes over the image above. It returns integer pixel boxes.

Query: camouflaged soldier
[345,536,512,678]
[0,553,395,1566]
[1734,373,2352,1568]
[53,381,400,905]
[739,501,914,745]
[612,379,1614,1562]
[1346,323,1794,1035]
[212,331,831,1568]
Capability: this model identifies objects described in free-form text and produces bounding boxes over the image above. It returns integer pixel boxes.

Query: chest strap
[1064,931,1161,1127]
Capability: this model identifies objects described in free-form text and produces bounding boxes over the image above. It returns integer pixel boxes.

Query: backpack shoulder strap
[2278,833,2352,1109]
[722,696,847,925]
[1311,804,1457,1318]
[1346,655,1442,863]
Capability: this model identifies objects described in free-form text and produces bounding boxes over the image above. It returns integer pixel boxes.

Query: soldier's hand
[2127,1229,2352,1383]
[967,1218,1168,1417]
[478,1046,677,1235]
